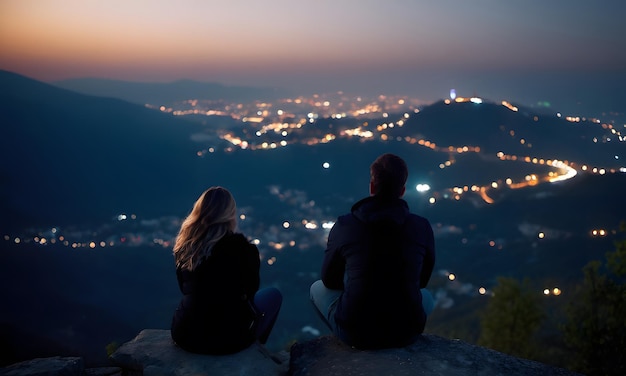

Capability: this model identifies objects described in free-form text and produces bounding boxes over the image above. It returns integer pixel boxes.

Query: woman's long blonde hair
[173,186,237,271]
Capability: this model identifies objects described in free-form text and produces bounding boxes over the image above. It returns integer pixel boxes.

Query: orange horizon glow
[1,0,624,88]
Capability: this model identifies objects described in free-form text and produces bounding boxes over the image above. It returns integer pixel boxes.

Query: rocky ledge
[1,329,581,376]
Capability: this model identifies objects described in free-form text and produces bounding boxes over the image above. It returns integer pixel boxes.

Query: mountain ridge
[52,76,291,105]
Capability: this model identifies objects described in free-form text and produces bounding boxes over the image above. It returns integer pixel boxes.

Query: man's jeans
[309,280,434,334]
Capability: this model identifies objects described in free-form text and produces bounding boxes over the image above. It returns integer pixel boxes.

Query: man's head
[369,153,408,198]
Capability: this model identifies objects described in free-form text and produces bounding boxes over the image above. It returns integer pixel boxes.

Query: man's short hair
[370,153,408,198]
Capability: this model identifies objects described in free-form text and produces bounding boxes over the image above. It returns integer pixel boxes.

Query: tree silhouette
[478,277,544,359]
[563,223,626,375]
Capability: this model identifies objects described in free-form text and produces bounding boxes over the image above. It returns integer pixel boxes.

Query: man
[310,153,435,349]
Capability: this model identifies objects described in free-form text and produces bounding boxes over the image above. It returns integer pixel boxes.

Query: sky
[1,0,625,110]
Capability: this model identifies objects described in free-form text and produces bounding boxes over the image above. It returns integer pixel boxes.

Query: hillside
[397,100,619,165]
[0,70,209,229]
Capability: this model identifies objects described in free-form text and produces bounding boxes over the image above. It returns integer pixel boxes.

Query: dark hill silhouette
[386,100,620,166]
[0,70,209,230]
[52,77,290,105]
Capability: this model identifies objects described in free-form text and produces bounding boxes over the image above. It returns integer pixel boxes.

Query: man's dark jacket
[321,195,435,349]
[171,232,260,354]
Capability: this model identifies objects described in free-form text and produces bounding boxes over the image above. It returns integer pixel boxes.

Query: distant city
[4,90,624,303]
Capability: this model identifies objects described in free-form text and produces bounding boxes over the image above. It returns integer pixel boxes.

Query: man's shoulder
[406,212,432,226]
[334,212,359,230]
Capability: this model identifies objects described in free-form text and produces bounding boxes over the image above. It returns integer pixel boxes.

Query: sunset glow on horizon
[1,0,625,100]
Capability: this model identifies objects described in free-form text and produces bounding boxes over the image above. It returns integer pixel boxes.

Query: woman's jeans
[253,287,283,344]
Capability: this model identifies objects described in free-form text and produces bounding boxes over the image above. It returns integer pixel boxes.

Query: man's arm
[420,222,436,288]
[321,222,346,290]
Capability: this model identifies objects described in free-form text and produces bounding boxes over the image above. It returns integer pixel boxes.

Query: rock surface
[1,356,84,376]
[2,330,582,376]
[289,335,581,376]
[109,329,289,376]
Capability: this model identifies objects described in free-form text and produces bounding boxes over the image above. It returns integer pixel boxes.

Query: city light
[3,88,623,343]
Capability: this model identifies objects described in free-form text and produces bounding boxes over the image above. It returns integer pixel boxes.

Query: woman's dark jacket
[321,195,436,349]
[171,232,260,354]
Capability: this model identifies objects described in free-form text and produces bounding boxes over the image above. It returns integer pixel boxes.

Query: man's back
[321,195,435,349]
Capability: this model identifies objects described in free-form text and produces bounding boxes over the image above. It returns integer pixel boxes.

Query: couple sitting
[170,153,435,354]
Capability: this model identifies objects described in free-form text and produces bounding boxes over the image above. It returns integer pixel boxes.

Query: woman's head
[192,186,237,230]
[173,187,237,270]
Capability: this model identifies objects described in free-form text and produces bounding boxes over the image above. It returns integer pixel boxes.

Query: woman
[171,186,282,354]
